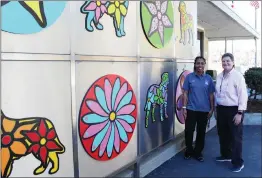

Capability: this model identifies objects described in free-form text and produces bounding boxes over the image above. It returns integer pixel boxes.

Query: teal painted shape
[1,1,66,34]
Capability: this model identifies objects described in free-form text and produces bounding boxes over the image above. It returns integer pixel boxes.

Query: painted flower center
[157,11,162,20]
[96,1,101,7]
[2,134,12,146]
[115,1,120,7]
[40,138,47,145]
[109,112,116,121]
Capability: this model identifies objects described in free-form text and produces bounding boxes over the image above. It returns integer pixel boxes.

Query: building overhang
[197,1,260,41]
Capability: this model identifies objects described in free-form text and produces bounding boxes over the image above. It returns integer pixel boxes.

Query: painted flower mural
[79,74,137,161]
[175,70,191,124]
[81,1,108,24]
[140,1,174,48]
[23,119,64,165]
[80,1,129,37]
[1,111,65,178]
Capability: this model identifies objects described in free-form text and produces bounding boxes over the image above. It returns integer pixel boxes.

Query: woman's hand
[207,109,214,119]
[183,108,187,120]
[233,114,242,125]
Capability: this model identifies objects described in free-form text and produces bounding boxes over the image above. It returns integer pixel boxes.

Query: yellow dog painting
[1,111,65,178]
[178,1,194,46]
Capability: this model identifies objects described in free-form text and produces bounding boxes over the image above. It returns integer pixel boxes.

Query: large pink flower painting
[78,74,137,161]
[175,70,191,124]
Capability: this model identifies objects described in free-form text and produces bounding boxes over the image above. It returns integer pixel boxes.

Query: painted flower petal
[107,4,116,14]
[116,91,133,112]
[117,104,135,115]
[101,5,107,13]
[84,2,97,11]
[115,8,121,28]
[158,20,164,45]
[111,78,121,110]
[95,7,101,22]
[106,123,115,158]
[115,120,128,143]
[117,119,133,133]
[92,122,110,152]
[162,15,173,27]
[14,123,36,139]
[104,79,112,111]
[10,141,27,155]
[95,86,110,114]
[148,16,158,37]
[2,118,16,132]
[83,120,109,139]
[82,113,108,124]
[120,4,127,16]
[86,100,108,117]
[114,82,127,111]
[117,115,135,124]
[98,123,112,157]
[28,144,40,154]
[38,119,47,137]
[156,1,161,10]
[144,2,157,15]
[39,146,48,165]
[113,123,120,153]
[46,141,63,151]
[1,148,10,176]
[24,131,40,142]
[160,1,168,14]
[101,1,107,4]
[46,129,56,140]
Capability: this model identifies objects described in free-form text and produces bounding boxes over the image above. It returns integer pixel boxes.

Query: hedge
[244,67,262,99]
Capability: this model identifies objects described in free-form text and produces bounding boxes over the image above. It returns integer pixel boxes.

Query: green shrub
[244,67,262,99]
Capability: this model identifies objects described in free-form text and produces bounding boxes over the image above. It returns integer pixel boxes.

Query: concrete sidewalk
[145,125,262,177]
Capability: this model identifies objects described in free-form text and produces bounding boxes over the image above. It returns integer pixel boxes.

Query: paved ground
[145,125,262,178]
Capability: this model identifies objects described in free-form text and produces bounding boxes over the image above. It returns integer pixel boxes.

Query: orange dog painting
[1,110,65,178]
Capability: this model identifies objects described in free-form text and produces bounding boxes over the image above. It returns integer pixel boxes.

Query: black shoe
[216,156,231,162]
[194,153,204,162]
[231,164,244,172]
[184,151,192,160]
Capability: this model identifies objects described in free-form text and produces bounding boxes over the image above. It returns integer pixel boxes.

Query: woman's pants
[216,105,244,166]
[185,109,209,156]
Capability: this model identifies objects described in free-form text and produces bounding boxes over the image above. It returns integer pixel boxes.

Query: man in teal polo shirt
[182,56,215,162]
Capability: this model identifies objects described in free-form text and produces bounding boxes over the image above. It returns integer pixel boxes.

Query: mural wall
[1,1,70,54]
[1,60,74,177]
[75,60,138,177]
[139,61,174,155]
[73,1,137,57]
[139,1,175,58]
[173,1,197,59]
[1,1,200,177]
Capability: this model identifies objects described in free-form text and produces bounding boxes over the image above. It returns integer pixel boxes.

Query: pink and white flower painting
[78,74,137,161]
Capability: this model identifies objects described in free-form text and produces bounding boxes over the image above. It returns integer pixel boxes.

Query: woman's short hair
[222,53,234,61]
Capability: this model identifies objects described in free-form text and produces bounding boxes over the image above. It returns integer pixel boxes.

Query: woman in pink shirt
[215,53,248,173]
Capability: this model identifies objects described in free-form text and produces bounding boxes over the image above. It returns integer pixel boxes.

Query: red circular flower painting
[175,70,191,124]
[78,74,137,161]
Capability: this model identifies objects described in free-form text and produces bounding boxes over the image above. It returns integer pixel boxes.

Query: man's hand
[183,109,187,120]
[207,109,214,119]
[233,114,242,125]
